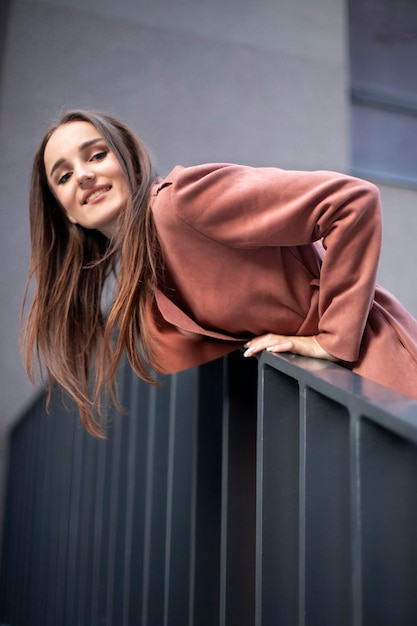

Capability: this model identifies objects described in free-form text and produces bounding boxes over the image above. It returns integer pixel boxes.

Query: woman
[22,109,417,436]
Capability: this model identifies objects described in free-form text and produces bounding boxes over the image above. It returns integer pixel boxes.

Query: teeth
[85,186,111,204]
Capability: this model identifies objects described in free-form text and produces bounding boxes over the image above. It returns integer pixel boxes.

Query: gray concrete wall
[0,0,349,437]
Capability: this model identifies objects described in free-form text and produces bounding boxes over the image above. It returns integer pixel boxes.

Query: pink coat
[148,163,417,400]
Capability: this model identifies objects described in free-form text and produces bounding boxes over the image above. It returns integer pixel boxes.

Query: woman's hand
[243,334,339,362]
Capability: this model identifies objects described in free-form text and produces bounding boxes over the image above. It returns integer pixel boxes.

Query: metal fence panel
[256,351,417,626]
[2,350,417,625]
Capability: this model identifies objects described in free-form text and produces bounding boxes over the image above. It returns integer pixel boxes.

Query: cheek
[56,190,72,212]
[54,188,77,220]
[115,174,130,200]
[110,160,129,193]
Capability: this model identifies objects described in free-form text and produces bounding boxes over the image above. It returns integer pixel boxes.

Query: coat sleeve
[169,163,383,362]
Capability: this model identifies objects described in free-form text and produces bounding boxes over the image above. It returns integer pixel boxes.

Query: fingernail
[243,349,252,358]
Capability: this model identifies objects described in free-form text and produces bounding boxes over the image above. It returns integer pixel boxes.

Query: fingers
[266,340,295,354]
[243,334,339,362]
[243,334,293,357]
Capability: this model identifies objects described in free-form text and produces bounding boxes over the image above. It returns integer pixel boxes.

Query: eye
[90,149,108,162]
[58,171,72,185]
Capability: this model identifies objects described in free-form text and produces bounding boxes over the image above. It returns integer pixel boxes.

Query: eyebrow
[49,137,104,177]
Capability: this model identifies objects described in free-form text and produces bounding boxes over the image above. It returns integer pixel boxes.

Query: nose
[77,166,96,187]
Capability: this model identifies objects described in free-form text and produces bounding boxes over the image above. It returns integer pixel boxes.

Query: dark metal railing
[1,350,417,625]
[256,351,417,626]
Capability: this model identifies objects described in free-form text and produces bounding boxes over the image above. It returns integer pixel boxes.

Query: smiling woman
[43,122,130,237]
[21,109,417,437]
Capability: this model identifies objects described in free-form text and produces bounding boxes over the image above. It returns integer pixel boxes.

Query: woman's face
[43,121,130,238]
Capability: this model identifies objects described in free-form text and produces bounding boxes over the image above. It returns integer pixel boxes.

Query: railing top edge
[258,351,417,443]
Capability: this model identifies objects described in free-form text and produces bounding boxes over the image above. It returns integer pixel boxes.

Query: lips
[82,185,112,205]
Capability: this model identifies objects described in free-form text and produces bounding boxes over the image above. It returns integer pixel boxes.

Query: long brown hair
[21,110,162,437]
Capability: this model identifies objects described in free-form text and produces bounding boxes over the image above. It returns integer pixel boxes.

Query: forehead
[44,121,103,167]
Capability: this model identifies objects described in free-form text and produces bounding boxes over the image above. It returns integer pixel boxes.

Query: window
[349,0,417,186]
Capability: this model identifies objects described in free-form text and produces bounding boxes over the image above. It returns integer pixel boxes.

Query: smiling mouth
[83,185,112,205]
